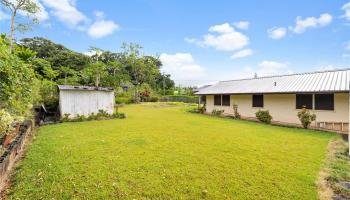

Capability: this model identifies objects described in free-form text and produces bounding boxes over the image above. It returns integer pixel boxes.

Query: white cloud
[231,49,253,59]
[342,1,350,21]
[94,10,105,19]
[0,10,10,21]
[87,19,119,38]
[267,27,287,39]
[159,53,205,83]
[186,23,249,52]
[290,13,332,34]
[41,0,88,27]
[256,61,292,77]
[233,21,250,30]
[33,0,49,21]
[208,23,234,34]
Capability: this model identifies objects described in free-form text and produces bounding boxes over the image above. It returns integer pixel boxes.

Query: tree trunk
[9,9,16,51]
[95,73,100,87]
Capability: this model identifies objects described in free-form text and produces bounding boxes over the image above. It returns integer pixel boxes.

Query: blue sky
[1,0,350,86]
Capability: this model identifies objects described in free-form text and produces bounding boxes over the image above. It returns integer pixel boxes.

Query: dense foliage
[0,36,39,119]
[20,38,176,104]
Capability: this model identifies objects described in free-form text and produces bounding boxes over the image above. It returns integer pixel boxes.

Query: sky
[1,0,350,86]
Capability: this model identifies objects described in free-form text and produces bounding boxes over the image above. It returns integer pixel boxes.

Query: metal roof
[58,85,114,92]
[195,68,350,95]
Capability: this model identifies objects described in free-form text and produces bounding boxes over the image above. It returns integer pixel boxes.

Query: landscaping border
[0,120,33,193]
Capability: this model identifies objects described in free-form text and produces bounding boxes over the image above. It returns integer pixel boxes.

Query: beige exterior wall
[205,93,349,125]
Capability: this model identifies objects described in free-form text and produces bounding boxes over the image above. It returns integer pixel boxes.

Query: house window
[214,95,221,106]
[222,95,230,106]
[315,94,334,110]
[296,94,313,109]
[252,94,264,107]
[200,96,206,104]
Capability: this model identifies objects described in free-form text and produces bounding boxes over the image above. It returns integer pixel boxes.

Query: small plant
[233,104,241,119]
[297,107,316,129]
[255,110,272,124]
[61,110,126,123]
[61,113,71,122]
[116,112,126,119]
[75,114,86,122]
[0,109,14,136]
[211,109,224,116]
[198,104,206,114]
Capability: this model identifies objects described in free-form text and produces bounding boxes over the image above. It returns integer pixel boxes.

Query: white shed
[58,85,115,118]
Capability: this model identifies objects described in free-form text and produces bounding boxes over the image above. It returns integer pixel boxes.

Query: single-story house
[58,85,115,118]
[195,69,350,132]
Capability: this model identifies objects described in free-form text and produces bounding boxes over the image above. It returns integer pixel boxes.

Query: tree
[20,37,91,71]
[82,62,107,87]
[120,43,161,102]
[0,36,39,117]
[1,0,40,50]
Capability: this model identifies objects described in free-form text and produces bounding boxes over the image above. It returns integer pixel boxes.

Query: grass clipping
[318,138,350,199]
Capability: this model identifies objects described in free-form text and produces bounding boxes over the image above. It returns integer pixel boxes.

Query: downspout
[348,83,350,156]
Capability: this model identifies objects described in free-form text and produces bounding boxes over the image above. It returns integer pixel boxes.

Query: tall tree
[20,37,91,71]
[0,0,40,50]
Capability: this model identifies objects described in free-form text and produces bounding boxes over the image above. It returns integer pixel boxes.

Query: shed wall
[59,90,115,118]
[206,93,349,126]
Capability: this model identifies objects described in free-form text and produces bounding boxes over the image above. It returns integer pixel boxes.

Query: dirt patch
[317,139,350,200]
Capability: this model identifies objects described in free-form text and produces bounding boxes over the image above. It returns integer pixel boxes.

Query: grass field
[7,103,336,199]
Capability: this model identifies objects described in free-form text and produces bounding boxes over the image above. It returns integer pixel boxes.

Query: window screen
[315,94,334,110]
[252,95,263,107]
[214,95,221,106]
[296,94,313,109]
[222,95,230,106]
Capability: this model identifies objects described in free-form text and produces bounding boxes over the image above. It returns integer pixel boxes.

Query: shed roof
[195,68,350,95]
[58,85,114,92]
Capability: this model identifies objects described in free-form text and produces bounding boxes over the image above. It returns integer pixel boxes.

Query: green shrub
[233,104,241,119]
[148,96,159,102]
[61,110,126,123]
[297,107,316,129]
[0,109,14,136]
[161,95,198,103]
[199,105,206,114]
[117,112,126,119]
[255,110,272,124]
[212,109,224,116]
[116,96,133,104]
[61,113,71,122]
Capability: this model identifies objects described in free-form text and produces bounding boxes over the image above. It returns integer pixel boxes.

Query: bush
[255,110,272,124]
[161,95,198,103]
[297,107,316,129]
[148,96,159,102]
[115,96,133,104]
[212,109,224,116]
[233,104,241,119]
[199,105,206,114]
[61,110,126,123]
[0,109,14,136]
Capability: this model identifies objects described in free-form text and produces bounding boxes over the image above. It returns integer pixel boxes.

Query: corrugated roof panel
[196,69,350,95]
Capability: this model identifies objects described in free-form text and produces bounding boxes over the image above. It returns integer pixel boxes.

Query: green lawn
[8,104,336,199]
